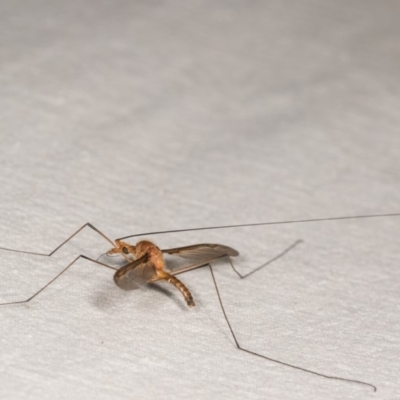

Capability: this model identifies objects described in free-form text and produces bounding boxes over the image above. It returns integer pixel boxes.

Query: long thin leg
[170,256,226,276]
[228,239,303,279]
[170,240,302,279]
[207,264,377,392]
[0,256,117,306]
[117,212,400,240]
[0,223,114,256]
[2,211,399,257]
[0,223,131,263]
[165,241,301,308]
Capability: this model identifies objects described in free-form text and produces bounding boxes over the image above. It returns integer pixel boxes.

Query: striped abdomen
[165,274,195,308]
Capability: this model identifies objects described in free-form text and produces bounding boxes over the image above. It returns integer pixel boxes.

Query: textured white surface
[1,1,400,399]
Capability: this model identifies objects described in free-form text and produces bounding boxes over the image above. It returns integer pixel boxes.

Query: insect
[1,211,399,393]
[108,239,239,307]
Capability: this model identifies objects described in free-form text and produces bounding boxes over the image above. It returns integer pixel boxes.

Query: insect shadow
[1,212,398,392]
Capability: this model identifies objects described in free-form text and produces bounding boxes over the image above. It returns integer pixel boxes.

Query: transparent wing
[162,243,239,260]
[113,254,157,290]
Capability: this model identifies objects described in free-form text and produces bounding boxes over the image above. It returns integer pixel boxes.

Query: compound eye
[122,247,129,254]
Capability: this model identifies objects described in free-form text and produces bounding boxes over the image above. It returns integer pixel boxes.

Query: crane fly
[1,211,399,393]
[109,239,239,307]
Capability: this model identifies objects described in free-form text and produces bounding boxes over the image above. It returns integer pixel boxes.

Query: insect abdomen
[167,275,195,307]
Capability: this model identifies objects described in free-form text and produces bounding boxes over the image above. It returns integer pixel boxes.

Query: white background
[0,1,399,399]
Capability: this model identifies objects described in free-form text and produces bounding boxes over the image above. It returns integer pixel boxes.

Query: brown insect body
[133,240,164,271]
[111,240,196,307]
